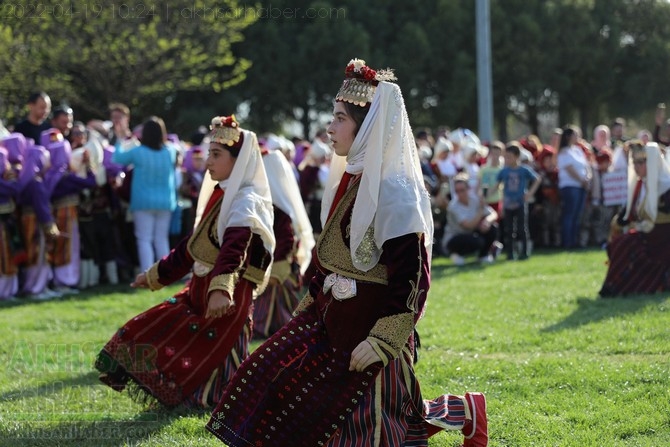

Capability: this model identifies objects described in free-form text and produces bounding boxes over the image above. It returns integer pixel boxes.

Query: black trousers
[446,224,499,258]
[503,205,529,258]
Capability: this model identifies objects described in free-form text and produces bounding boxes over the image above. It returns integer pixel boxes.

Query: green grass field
[0,249,668,446]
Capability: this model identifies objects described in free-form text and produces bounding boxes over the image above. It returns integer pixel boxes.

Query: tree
[227,0,368,137]
[0,0,254,132]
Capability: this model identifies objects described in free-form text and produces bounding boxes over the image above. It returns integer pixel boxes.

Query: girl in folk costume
[18,144,61,300]
[0,147,20,300]
[95,116,275,408]
[2,133,27,174]
[253,145,315,337]
[179,146,207,238]
[298,138,331,235]
[71,127,120,288]
[600,141,670,297]
[207,59,488,447]
[591,124,612,155]
[1,133,28,294]
[536,148,561,247]
[47,131,97,293]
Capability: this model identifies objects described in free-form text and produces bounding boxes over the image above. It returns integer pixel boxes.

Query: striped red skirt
[600,223,670,296]
[252,273,301,338]
[207,307,466,446]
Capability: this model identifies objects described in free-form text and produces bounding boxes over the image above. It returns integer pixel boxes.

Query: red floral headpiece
[336,58,396,107]
[209,115,242,148]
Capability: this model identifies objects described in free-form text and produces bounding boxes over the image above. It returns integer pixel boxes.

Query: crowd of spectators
[1,91,667,301]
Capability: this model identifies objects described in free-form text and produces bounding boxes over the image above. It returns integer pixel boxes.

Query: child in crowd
[536,148,561,247]
[587,148,617,248]
[497,142,541,260]
[478,140,504,216]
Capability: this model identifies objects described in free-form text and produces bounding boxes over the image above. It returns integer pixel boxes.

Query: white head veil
[321,82,434,271]
[196,130,276,287]
[624,142,670,229]
[70,137,106,185]
[263,150,315,272]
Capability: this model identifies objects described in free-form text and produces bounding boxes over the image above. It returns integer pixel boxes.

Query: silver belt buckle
[323,273,357,300]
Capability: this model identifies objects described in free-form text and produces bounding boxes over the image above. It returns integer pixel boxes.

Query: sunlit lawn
[0,248,668,446]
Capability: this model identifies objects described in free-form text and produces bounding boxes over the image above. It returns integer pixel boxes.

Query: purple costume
[17,145,53,296]
[0,147,20,299]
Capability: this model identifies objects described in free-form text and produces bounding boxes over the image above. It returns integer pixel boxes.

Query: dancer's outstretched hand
[131,272,148,288]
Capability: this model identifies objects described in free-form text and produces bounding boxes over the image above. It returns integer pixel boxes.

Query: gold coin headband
[335,58,397,107]
[209,115,241,147]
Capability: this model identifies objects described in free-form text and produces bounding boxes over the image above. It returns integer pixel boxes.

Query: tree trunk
[579,106,590,140]
[496,108,508,142]
[528,103,539,136]
[300,105,310,140]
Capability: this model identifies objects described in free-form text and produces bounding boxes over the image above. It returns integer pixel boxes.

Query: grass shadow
[0,371,101,402]
[0,370,211,446]
[430,257,489,277]
[0,411,181,446]
[0,282,186,310]
[0,285,131,309]
[541,292,669,333]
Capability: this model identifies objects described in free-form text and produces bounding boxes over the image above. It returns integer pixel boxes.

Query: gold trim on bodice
[654,211,670,224]
[0,199,15,214]
[145,262,163,291]
[53,193,80,208]
[292,293,314,316]
[316,181,388,285]
[208,272,238,298]
[187,196,223,272]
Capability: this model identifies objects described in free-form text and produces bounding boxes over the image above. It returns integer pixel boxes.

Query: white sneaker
[29,291,56,301]
[43,288,63,298]
[53,286,80,295]
[450,253,465,266]
[479,254,494,264]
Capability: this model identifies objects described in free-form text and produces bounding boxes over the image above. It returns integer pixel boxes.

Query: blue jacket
[112,142,177,212]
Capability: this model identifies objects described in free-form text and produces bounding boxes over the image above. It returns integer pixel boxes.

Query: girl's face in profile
[207,143,236,181]
[632,151,647,179]
[327,102,357,157]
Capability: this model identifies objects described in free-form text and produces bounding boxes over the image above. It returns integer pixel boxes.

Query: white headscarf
[263,150,315,273]
[431,137,453,162]
[196,130,276,287]
[70,137,106,185]
[321,82,434,272]
[624,142,670,229]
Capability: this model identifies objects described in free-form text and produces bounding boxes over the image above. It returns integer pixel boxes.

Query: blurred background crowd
[2,92,669,301]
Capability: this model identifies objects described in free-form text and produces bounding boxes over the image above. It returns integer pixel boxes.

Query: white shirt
[557,145,589,188]
[442,191,492,247]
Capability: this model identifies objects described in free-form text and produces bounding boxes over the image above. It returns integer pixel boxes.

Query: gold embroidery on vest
[317,182,388,285]
[353,226,376,267]
[187,196,223,269]
[292,293,314,316]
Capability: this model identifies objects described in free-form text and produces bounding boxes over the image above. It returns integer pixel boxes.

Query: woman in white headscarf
[96,115,275,408]
[208,59,488,447]
[600,141,670,297]
[252,146,315,337]
[298,138,331,234]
